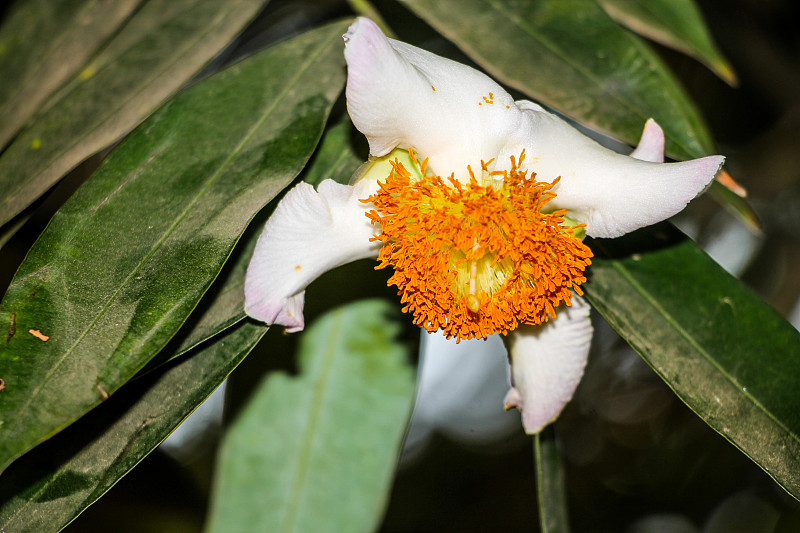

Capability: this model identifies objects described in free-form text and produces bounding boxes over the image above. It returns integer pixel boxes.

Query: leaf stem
[534,430,571,533]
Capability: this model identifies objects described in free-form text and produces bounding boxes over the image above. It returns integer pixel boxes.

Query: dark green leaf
[302,116,366,188]
[0,0,142,148]
[163,115,366,364]
[535,433,571,533]
[205,300,416,533]
[0,19,350,473]
[598,0,737,85]
[163,228,256,363]
[709,180,762,234]
[0,321,267,533]
[584,224,800,501]
[400,0,713,160]
[0,0,270,226]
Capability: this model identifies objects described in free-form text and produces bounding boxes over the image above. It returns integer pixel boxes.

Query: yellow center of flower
[362,150,593,341]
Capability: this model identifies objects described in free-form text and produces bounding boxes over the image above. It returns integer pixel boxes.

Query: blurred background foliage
[1,0,799,531]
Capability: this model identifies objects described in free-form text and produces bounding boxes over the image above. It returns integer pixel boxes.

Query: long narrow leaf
[302,116,366,188]
[0,0,270,226]
[0,0,142,148]
[0,19,350,473]
[584,224,800,501]
[0,321,267,533]
[598,0,737,85]
[205,300,416,533]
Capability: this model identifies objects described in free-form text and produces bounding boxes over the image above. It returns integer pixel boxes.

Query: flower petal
[510,101,724,238]
[504,295,593,434]
[343,18,723,238]
[244,179,380,331]
[630,118,665,163]
[343,17,524,181]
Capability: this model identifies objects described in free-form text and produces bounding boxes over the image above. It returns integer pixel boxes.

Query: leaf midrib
[0,29,339,462]
[279,313,345,533]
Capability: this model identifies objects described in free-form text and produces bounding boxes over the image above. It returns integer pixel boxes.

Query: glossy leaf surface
[598,0,737,84]
[400,0,712,160]
[302,116,366,188]
[0,0,270,226]
[0,0,141,148]
[165,232,255,363]
[0,321,266,533]
[0,20,349,473]
[584,224,800,501]
[166,115,365,363]
[205,300,416,533]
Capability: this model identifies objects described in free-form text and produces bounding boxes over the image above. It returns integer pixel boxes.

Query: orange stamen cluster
[362,151,593,341]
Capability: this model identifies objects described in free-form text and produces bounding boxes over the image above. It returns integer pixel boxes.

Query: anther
[363,151,593,341]
[466,294,481,313]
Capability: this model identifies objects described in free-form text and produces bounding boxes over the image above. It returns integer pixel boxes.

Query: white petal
[343,17,524,181]
[511,102,724,238]
[343,19,723,237]
[504,295,593,434]
[244,179,380,331]
[630,118,665,163]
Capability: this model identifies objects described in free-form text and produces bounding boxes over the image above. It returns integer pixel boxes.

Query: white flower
[244,18,724,434]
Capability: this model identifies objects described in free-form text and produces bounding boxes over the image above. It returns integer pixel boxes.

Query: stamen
[467,236,480,313]
[362,152,593,341]
[408,147,418,167]
[466,295,481,314]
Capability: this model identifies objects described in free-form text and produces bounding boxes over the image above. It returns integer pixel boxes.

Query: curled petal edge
[511,102,725,238]
[630,118,665,163]
[343,16,524,182]
[504,295,593,434]
[244,179,380,331]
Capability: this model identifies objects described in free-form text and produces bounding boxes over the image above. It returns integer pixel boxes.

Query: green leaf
[0,19,350,474]
[0,0,271,227]
[534,433,571,533]
[709,180,762,234]
[205,299,416,533]
[163,115,366,365]
[0,0,142,148]
[162,226,257,363]
[597,0,737,85]
[400,0,712,160]
[584,224,800,501]
[303,116,366,188]
[0,320,267,533]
